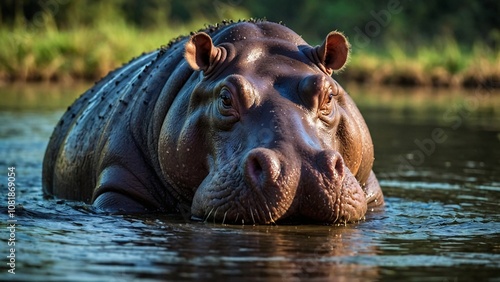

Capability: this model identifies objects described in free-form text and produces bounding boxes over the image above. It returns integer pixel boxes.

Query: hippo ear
[316,31,350,74]
[185,32,218,72]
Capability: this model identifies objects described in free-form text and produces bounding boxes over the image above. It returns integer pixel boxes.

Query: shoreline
[2,25,499,89]
[339,70,500,89]
[1,71,498,89]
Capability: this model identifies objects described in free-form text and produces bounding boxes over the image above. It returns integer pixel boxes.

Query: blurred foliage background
[1,0,499,87]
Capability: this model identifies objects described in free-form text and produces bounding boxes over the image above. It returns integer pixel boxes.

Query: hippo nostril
[244,148,281,189]
[248,155,264,183]
[317,150,345,180]
[334,154,344,178]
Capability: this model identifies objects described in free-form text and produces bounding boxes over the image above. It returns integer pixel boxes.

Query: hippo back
[42,34,192,205]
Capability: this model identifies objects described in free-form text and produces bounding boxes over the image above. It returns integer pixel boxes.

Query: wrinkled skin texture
[43,20,384,225]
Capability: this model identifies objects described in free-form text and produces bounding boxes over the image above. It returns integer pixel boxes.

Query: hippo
[42,19,384,225]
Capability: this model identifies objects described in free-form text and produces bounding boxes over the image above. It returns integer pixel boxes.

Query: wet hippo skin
[42,20,384,224]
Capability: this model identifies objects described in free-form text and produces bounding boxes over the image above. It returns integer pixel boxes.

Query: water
[1,83,499,281]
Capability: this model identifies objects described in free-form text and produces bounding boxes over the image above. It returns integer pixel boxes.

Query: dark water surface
[1,83,499,281]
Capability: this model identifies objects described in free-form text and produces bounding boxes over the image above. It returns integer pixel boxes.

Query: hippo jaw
[190,147,368,225]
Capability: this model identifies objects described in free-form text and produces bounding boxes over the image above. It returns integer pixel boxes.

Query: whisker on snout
[222,211,228,225]
[213,207,220,224]
[264,202,277,225]
[204,207,214,223]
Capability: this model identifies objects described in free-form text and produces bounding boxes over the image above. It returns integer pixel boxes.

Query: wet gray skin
[42,20,384,224]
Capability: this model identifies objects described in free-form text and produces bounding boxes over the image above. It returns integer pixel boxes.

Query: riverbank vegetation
[1,0,499,88]
[346,38,500,88]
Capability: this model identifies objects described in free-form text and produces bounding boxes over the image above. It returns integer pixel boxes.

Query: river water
[1,83,499,281]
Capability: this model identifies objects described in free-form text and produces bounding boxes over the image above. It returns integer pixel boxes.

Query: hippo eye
[326,93,334,104]
[219,89,232,108]
[322,91,335,108]
[319,90,336,120]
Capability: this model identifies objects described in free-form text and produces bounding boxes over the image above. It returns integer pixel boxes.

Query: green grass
[0,22,196,81]
[1,21,499,88]
[346,37,500,87]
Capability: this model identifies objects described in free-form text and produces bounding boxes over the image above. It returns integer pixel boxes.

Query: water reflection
[144,218,381,281]
[15,203,384,281]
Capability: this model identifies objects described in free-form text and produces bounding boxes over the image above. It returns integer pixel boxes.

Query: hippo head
[159,21,375,224]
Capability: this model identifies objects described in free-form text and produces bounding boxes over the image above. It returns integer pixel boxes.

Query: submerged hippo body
[42,20,384,224]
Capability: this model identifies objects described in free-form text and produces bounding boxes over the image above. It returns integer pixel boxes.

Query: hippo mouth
[190,148,368,225]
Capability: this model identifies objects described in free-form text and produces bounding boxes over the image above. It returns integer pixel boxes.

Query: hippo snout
[191,145,367,224]
[244,148,281,191]
[244,148,348,205]
[191,143,368,224]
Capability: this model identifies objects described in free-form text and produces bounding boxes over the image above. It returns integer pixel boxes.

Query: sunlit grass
[346,37,500,87]
[1,18,499,87]
[0,21,195,81]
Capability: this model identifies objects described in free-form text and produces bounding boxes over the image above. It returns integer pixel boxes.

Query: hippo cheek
[191,148,300,224]
[298,151,368,224]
